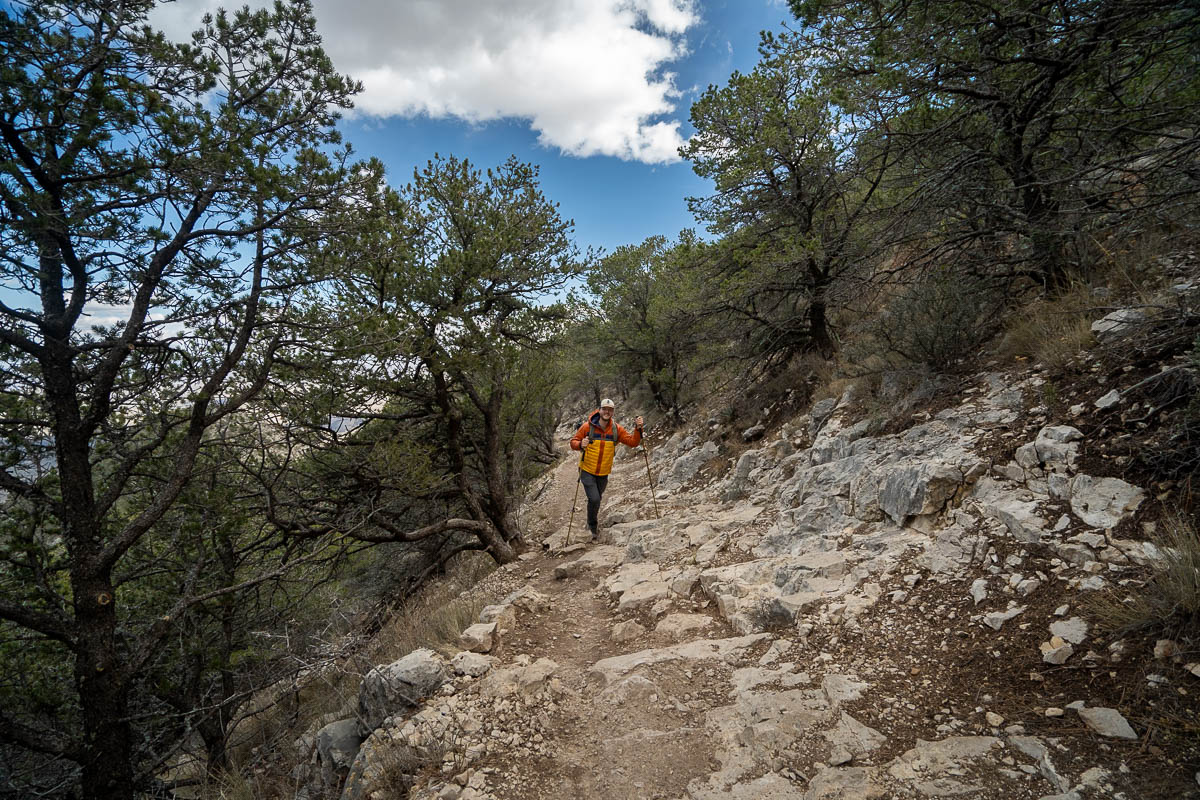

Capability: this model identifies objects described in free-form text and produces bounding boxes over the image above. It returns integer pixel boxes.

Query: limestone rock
[822,673,869,706]
[1154,639,1178,660]
[1040,638,1074,665]
[655,613,713,640]
[983,605,1026,630]
[1077,707,1138,740]
[588,634,770,686]
[1068,475,1145,529]
[888,736,1000,786]
[824,712,887,757]
[611,620,646,642]
[810,398,839,436]
[554,545,622,580]
[358,648,448,732]
[598,675,661,706]
[1033,426,1084,472]
[970,578,989,605]
[1095,389,1122,410]
[478,656,559,698]
[312,718,363,796]
[1049,617,1089,645]
[503,586,552,614]
[1091,308,1147,342]
[879,461,981,526]
[662,440,719,489]
[459,622,497,653]
[742,424,766,442]
[451,652,496,678]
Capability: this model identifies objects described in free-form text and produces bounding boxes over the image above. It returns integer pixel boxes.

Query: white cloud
[150,0,700,164]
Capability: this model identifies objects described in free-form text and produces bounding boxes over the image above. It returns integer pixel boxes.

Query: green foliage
[583,233,718,418]
[681,31,890,358]
[0,0,362,795]
[848,273,1006,374]
[264,154,582,562]
[789,0,1200,289]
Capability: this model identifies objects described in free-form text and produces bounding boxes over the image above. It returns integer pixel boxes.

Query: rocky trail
[306,368,1199,800]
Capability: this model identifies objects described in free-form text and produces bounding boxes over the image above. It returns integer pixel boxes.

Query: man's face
[600,405,614,421]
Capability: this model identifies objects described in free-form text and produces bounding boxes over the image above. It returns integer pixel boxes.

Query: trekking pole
[566,438,588,545]
[641,430,660,519]
[566,476,581,545]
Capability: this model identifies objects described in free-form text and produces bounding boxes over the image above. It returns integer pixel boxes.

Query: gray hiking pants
[579,470,608,534]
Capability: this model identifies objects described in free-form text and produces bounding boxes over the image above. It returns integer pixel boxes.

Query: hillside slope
[301,365,1198,800]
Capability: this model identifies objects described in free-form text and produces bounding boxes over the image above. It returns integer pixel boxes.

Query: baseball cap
[600,398,615,408]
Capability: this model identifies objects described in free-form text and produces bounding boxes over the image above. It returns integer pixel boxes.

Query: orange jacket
[571,409,642,476]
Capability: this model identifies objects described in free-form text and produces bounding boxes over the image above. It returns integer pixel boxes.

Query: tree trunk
[74,571,135,800]
[42,332,136,800]
[478,526,518,564]
[807,294,835,358]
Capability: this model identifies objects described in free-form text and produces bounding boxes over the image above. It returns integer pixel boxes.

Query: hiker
[570,398,643,541]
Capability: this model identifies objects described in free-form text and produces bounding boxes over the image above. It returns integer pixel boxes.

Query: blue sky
[153,0,797,257]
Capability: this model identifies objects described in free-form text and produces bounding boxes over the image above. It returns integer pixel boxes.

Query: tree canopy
[0,1,360,796]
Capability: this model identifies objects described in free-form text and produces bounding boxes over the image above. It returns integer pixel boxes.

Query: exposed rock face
[297,718,363,800]
[357,649,448,733]
[661,440,719,489]
[1091,308,1148,341]
[337,363,1172,800]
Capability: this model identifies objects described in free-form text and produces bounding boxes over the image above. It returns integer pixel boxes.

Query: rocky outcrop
[322,363,1172,800]
[357,649,448,733]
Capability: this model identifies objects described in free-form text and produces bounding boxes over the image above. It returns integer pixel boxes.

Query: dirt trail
[486,450,730,800]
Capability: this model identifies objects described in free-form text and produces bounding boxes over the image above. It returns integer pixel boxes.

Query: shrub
[849,272,1006,374]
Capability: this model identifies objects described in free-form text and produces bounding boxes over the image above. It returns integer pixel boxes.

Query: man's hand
[579,437,590,451]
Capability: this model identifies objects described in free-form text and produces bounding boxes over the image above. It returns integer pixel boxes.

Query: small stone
[1045,707,1064,717]
[1154,640,1178,660]
[1040,638,1074,665]
[459,622,498,653]
[983,606,1026,630]
[829,746,853,766]
[1095,389,1122,409]
[986,712,1004,727]
[742,424,766,442]
[1078,707,1137,740]
[1186,663,1200,678]
[610,620,645,642]
[1049,617,1089,645]
[970,578,988,605]
[1066,700,1086,711]
[1054,604,1069,616]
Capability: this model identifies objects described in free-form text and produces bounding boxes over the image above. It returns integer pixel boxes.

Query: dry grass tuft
[1091,514,1200,637]
[361,550,493,666]
[998,283,1097,370]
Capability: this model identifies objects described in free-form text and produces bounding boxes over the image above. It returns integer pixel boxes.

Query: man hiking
[570,398,644,541]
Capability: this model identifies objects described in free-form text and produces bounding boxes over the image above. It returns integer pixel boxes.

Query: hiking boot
[589,524,598,542]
